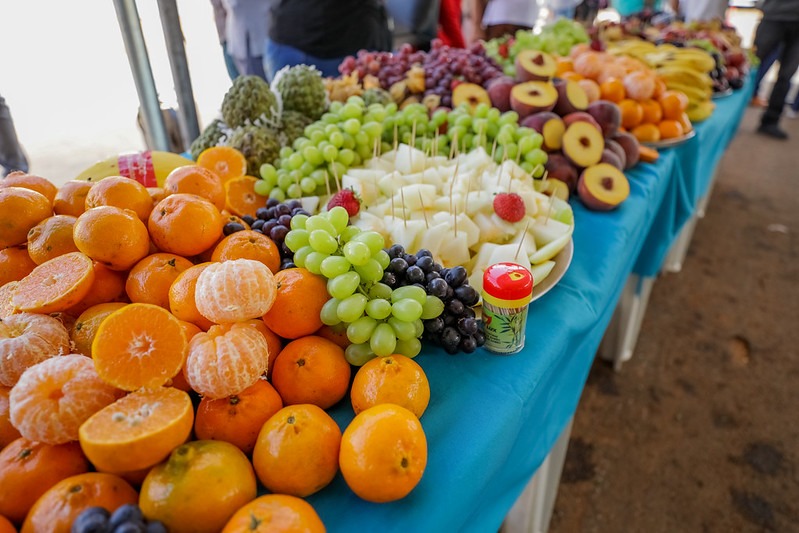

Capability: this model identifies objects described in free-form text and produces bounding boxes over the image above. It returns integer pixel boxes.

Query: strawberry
[327,188,361,217]
[493,192,525,223]
[498,42,509,59]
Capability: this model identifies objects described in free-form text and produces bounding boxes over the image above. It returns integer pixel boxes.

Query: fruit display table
[602,75,755,369]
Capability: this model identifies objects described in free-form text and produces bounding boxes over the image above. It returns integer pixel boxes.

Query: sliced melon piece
[529,231,571,264]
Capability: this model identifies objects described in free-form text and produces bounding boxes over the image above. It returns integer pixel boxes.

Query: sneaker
[757,122,789,140]
[786,108,798,119]
[750,96,768,107]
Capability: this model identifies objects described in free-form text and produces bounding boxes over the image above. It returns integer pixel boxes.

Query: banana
[665,82,712,104]
[74,151,194,188]
[686,100,715,122]
[656,67,713,87]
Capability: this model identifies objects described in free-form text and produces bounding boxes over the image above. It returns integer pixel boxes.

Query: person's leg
[760,22,799,133]
[0,94,29,176]
[753,46,781,101]
[221,41,240,81]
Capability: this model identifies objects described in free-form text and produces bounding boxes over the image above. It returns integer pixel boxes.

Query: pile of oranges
[0,146,431,533]
[556,45,693,144]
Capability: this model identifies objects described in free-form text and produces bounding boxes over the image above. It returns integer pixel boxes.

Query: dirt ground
[550,108,799,532]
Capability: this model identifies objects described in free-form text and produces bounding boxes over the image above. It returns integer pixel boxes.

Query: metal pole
[113,0,171,152]
[157,0,201,150]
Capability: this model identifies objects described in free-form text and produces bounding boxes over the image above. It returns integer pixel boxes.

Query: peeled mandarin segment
[184,323,270,399]
[11,252,95,314]
[78,387,194,473]
[194,259,277,324]
[91,303,187,391]
[0,312,70,387]
[9,354,122,445]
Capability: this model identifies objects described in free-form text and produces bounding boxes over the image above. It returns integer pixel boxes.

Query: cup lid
[482,262,533,308]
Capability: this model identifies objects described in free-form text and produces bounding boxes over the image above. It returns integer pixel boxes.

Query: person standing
[223,0,271,81]
[670,0,728,22]
[210,0,240,81]
[266,0,392,79]
[753,0,799,139]
[471,0,541,41]
[0,94,28,177]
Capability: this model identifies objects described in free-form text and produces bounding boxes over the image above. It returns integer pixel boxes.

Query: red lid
[482,262,533,303]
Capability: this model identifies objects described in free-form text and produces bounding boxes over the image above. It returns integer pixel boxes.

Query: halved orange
[91,303,187,391]
[197,146,247,184]
[78,387,194,473]
[224,176,267,218]
[12,252,95,314]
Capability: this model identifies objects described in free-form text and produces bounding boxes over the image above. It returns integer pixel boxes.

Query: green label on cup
[482,303,528,354]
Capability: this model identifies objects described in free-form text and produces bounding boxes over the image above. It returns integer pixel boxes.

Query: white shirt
[483,0,540,27]
[680,0,728,21]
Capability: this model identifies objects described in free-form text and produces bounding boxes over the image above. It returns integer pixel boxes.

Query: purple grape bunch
[71,504,167,533]
[381,244,485,355]
[338,41,504,108]
[250,198,311,270]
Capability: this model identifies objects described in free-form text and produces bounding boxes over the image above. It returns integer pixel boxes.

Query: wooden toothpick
[545,190,556,225]
[490,136,498,162]
[514,219,532,261]
[449,131,459,160]
[324,169,331,198]
[331,163,341,192]
[418,189,429,229]
[399,186,407,229]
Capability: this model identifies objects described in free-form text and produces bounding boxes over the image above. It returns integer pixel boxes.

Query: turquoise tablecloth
[305,87,752,532]
[633,79,755,277]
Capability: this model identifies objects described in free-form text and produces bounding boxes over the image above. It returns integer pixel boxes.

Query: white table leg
[599,274,656,371]
[501,417,575,533]
[663,167,719,272]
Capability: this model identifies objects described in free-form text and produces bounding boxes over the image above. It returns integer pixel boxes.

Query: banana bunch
[610,41,716,122]
[74,150,193,188]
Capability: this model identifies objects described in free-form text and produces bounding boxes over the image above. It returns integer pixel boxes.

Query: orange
[25,215,79,265]
[577,78,601,103]
[195,259,277,324]
[0,187,52,249]
[197,147,247,184]
[599,79,625,103]
[560,71,583,82]
[339,403,427,503]
[659,90,690,120]
[262,268,328,339]
[622,71,655,101]
[653,77,668,99]
[194,378,283,454]
[224,176,267,218]
[0,247,36,286]
[678,112,693,133]
[78,387,194,473]
[11,252,95,314]
[555,57,574,76]
[619,99,644,130]
[9,354,122,445]
[315,324,350,350]
[164,165,226,210]
[0,172,57,206]
[125,253,193,308]
[73,206,150,271]
[0,515,14,533]
[0,283,17,320]
[658,119,684,140]
[53,180,92,217]
[64,262,128,317]
[0,439,90,524]
[640,99,663,125]
[184,323,270,399]
[0,386,22,448]
[148,193,224,257]
[572,51,603,80]
[140,440,257,533]
[244,320,282,375]
[70,302,128,357]
[350,354,430,418]
[220,212,251,231]
[631,123,661,143]
[221,494,326,533]
[92,303,187,391]
[0,312,70,387]
[20,472,138,533]
[177,319,202,341]
[596,63,627,85]
[148,187,167,209]
[84,176,153,221]
[252,404,341,497]
[271,336,351,410]
[211,230,280,273]
[168,262,215,330]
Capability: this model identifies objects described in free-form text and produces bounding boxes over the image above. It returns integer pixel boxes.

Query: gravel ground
[550,107,799,533]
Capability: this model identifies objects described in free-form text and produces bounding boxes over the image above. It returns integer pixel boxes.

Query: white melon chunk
[352,211,388,236]
[391,184,437,212]
[394,144,427,174]
[416,222,451,260]
[530,216,573,247]
[438,232,471,267]
[384,217,426,251]
[300,196,320,214]
[529,261,556,286]
[341,175,379,205]
[528,232,572,265]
